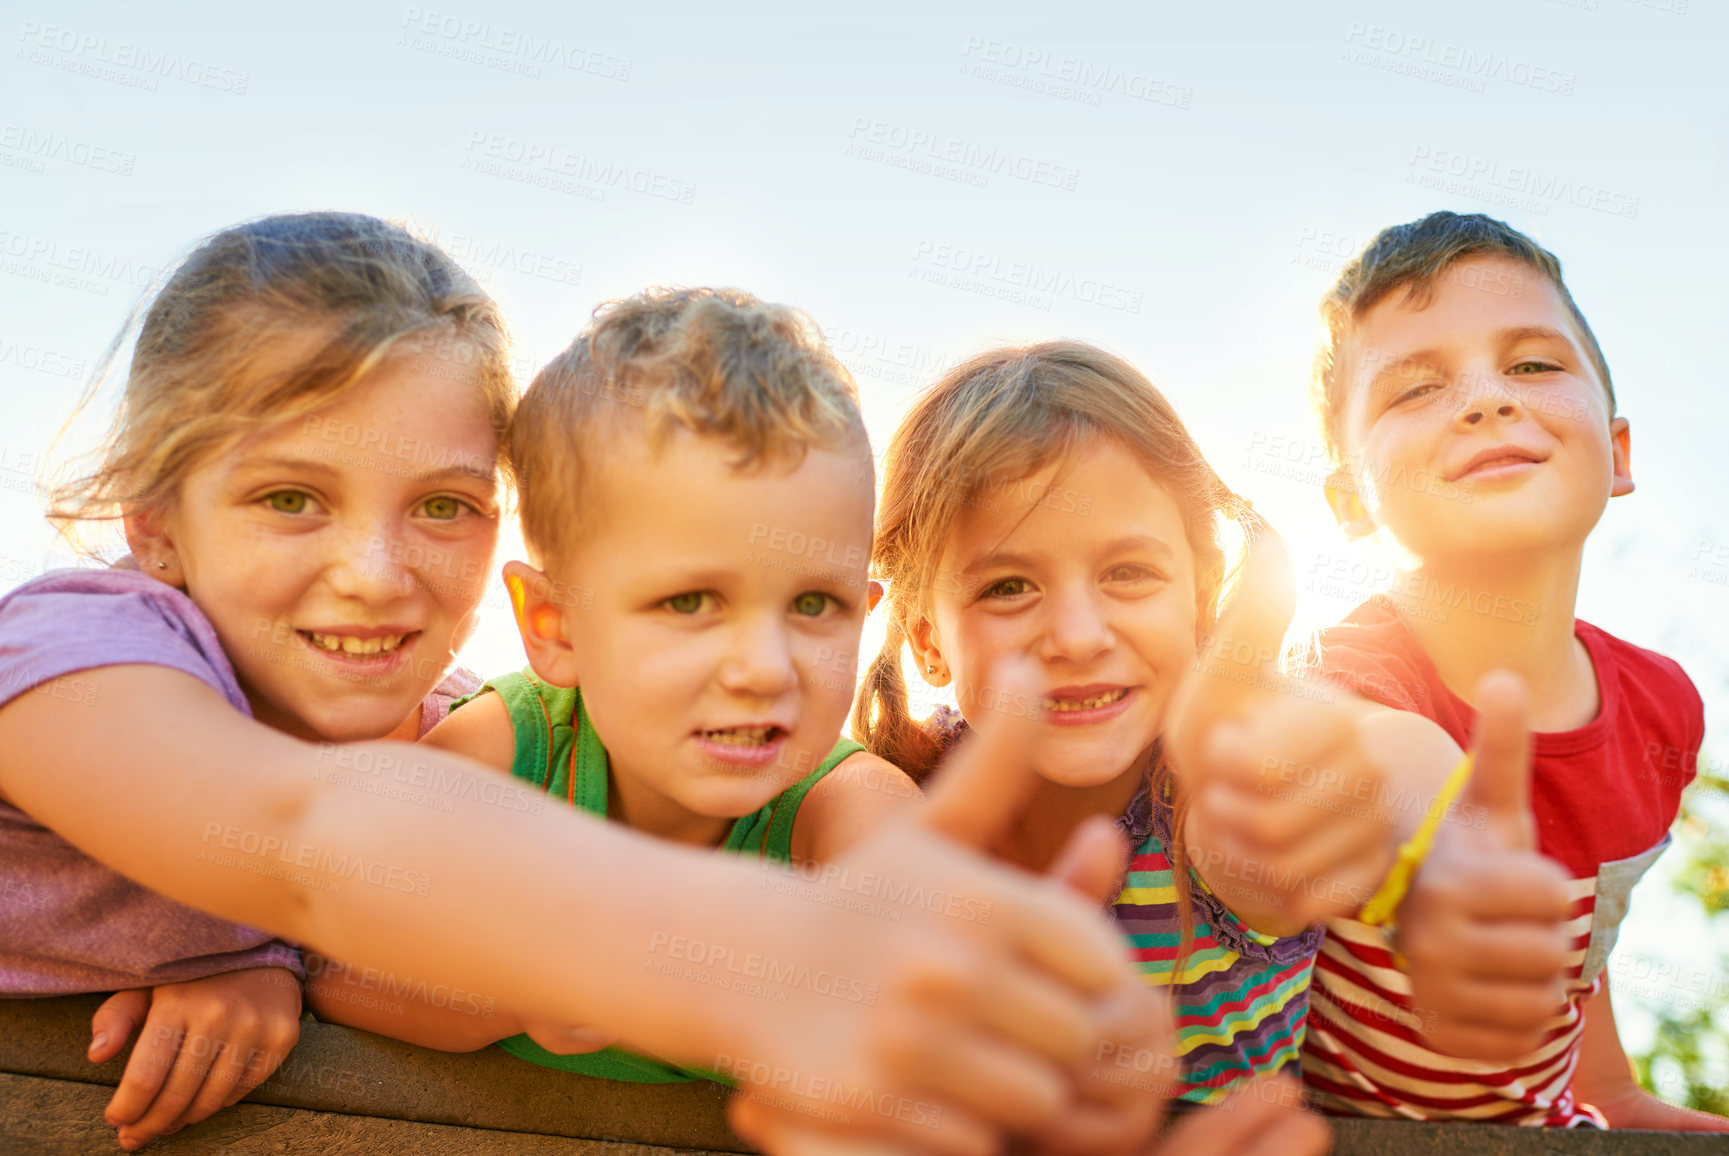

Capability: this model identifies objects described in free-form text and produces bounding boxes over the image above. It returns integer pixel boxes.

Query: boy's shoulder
[1576,618,1704,746]
[1291,596,1440,718]
[1294,601,1704,752]
[421,683,518,774]
[790,749,921,863]
[1576,618,1696,692]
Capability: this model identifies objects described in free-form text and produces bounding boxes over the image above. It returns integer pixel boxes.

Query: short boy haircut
[511,287,870,569]
[1312,211,1616,464]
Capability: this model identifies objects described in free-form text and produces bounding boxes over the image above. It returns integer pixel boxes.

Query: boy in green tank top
[309,288,919,1081]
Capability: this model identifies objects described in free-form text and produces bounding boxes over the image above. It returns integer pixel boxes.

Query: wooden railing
[1,996,1721,1155]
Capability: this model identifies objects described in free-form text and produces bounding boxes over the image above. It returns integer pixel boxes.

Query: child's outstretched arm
[0,663,1140,1155]
[302,690,587,1053]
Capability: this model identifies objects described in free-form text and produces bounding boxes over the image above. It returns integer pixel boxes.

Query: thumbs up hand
[1392,672,1573,1061]
[1164,529,1402,933]
[727,655,1161,1156]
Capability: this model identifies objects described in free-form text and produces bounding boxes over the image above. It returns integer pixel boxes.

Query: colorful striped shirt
[1112,775,1324,1104]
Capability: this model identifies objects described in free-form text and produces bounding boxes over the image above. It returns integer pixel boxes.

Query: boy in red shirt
[1295,210,1727,1130]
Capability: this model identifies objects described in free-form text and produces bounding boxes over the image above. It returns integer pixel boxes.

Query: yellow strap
[1360,753,1475,927]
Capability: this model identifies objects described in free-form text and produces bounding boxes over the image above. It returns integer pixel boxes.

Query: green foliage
[1632,767,1729,1114]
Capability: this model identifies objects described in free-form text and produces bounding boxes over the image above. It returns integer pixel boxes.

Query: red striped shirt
[1293,599,1699,1126]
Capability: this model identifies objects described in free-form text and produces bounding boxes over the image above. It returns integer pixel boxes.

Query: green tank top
[451,668,862,1083]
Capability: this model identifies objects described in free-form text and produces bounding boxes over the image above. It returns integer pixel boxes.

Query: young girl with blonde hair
[857,341,1464,1113]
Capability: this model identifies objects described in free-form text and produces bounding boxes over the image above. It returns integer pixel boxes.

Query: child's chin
[1398,507,1578,560]
[1034,752,1140,790]
[684,784,784,819]
[297,697,421,743]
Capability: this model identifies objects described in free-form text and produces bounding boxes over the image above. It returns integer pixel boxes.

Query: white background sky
[2,0,1724,1076]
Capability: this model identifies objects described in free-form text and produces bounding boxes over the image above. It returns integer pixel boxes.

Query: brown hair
[511,286,869,570]
[854,340,1251,966]
[49,212,516,549]
[1314,210,1614,464]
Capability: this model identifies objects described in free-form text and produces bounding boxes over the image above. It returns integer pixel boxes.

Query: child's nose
[1462,400,1521,425]
[1038,588,1113,663]
[1457,374,1525,425]
[721,619,799,697]
[324,525,418,602]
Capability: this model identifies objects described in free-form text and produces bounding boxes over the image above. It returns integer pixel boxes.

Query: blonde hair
[855,340,1251,967]
[511,287,869,569]
[48,212,516,550]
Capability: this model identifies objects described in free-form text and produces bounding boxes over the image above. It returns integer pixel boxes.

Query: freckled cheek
[954,624,1019,692]
[625,639,717,707]
[202,573,297,644]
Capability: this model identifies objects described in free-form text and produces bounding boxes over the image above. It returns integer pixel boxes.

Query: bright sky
[2,0,1724,1072]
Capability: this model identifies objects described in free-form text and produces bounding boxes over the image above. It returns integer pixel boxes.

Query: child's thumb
[88,988,151,1064]
[1169,525,1296,748]
[1463,671,1537,851]
[917,654,1046,850]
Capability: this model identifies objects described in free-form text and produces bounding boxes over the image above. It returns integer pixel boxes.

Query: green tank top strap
[452,670,606,815]
[722,737,863,863]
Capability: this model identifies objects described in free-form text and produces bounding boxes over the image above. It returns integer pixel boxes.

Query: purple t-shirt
[0,566,479,996]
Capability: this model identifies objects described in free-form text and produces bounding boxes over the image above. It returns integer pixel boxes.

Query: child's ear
[1323,469,1377,541]
[502,560,582,688]
[904,612,951,688]
[122,505,184,585]
[1609,416,1634,498]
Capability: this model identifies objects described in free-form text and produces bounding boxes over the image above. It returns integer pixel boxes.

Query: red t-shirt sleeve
[1291,612,1432,719]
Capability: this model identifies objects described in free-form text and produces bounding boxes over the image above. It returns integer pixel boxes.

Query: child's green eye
[666,592,708,614]
[792,592,830,617]
[982,577,1030,598]
[264,490,310,514]
[422,496,463,520]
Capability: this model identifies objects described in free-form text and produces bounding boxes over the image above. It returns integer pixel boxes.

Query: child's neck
[1392,545,1599,732]
[606,767,734,849]
[996,756,1148,875]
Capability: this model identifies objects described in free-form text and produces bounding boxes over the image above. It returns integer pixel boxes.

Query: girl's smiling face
[912,436,1202,788]
[139,350,502,743]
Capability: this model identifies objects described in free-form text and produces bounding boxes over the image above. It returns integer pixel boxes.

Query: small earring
[925,664,936,675]
[157,561,168,570]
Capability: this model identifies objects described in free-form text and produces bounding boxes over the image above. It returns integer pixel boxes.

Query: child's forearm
[1569,977,1729,1130]
[0,667,761,1063]
[1354,705,1468,840]
[303,952,517,1052]
[1573,978,1641,1104]
[0,660,1158,1156]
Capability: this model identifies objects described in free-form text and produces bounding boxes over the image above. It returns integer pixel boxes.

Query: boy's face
[1331,254,1631,562]
[913,437,1201,790]
[519,428,873,836]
